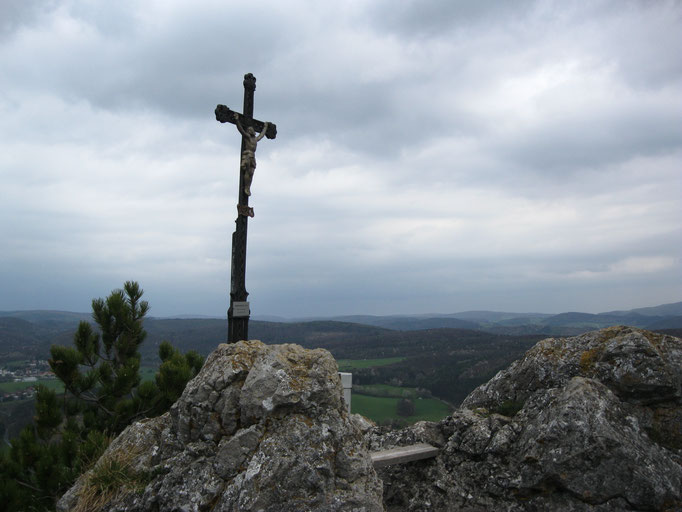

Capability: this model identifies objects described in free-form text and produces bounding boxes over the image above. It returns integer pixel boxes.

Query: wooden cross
[215,73,277,343]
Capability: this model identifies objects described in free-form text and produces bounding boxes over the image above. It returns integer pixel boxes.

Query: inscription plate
[232,301,250,317]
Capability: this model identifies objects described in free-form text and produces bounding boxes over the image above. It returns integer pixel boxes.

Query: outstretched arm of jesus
[233,113,248,137]
[255,122,269,142]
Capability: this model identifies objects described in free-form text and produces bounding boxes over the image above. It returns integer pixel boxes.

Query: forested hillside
[2,304,681,406]
[1,313,542,405]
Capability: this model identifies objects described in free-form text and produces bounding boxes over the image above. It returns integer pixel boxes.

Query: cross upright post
[215,73,277,343]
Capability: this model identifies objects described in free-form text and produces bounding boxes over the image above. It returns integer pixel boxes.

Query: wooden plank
[371,443,439,469]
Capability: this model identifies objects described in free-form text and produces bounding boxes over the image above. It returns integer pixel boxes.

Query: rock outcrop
[369,326,682,511]
[58,326,682,511]
[58,340,383,512]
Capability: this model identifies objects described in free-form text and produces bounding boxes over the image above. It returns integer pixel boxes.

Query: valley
[1,302,680,439]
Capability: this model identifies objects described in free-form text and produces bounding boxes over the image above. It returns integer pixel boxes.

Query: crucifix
[215,73,277,343]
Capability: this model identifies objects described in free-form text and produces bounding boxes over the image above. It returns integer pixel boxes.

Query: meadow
[0,366,159,395]
[0,379,63,394]
[337,357,405,370]
[351,392,452,424]
[339,358,452,424]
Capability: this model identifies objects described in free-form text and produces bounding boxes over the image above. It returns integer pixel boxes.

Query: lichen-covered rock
[370,327,682,511]
[58,340,384,512]
[463,326,682,409]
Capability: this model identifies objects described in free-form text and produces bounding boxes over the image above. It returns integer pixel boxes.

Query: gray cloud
[493,100,682,175]
[0,0,57,39]
[0,0,680,317]
[368,0,537,39]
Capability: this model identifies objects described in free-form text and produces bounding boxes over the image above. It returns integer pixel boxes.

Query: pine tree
[0,281,204,511]
[155,341,204,412]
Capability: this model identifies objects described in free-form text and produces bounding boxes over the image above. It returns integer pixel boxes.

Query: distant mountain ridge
[0,310,91,324]
[3,301,680,326]
[271,301,682,334]
[1,302,681,417]
[603,302,682,317]
[1,302,680,360]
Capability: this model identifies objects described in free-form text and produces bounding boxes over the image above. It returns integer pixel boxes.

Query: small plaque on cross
[232,301,250,317]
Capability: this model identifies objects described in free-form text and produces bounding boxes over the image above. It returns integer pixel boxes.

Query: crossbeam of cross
[215,105,277,140]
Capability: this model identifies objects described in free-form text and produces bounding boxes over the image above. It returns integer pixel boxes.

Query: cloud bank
[1,0,680,317]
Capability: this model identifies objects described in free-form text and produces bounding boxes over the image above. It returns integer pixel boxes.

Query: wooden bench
[370,443,439,469]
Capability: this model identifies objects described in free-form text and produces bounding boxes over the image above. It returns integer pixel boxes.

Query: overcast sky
[1,0,680,318]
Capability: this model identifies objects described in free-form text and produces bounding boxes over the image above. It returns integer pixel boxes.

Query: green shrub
[491,400,524,417]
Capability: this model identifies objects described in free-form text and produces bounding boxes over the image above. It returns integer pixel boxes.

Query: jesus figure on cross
[234,112,270,196]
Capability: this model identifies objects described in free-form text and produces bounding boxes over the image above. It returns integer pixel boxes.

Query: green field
[0,379,63,394]
[351,393,452,424]
[352,383,424,399]
[0,366,159,395]
[337,357,405,370]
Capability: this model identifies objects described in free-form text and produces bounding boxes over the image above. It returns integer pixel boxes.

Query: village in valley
[0,360,56,402]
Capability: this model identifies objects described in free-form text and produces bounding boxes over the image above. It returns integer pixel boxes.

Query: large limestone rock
[58,340,383,512]
[58,326,682,511]
[369,326,682,511]
[463,325,682,409]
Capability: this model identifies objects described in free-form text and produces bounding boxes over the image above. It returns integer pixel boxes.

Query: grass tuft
[72,447,150,512]
[579,348,602,374]
[490,400,524,417]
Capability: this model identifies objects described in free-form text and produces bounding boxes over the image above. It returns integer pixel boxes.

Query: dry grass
[579,348,602,374]
[72,447,150,512]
